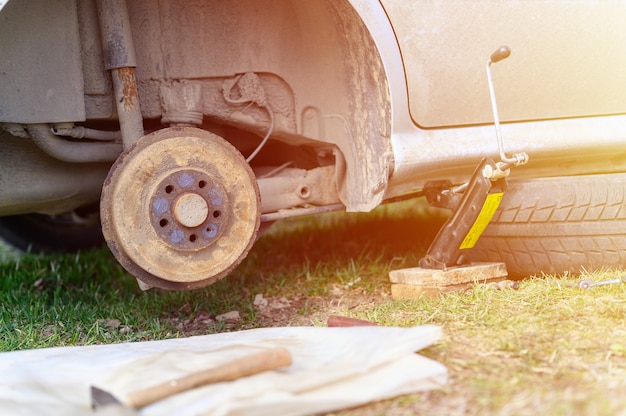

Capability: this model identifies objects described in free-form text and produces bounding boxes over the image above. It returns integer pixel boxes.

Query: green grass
[0,200,441,350]
[2,200,626,414]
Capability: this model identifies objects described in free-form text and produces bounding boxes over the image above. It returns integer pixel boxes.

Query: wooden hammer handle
[126,347,292,409]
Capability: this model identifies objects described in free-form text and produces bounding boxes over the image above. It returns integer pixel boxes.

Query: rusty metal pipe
[110,67,144,149]
[51,124,121,141]
[96,0,144,149]
[27,124,122,163]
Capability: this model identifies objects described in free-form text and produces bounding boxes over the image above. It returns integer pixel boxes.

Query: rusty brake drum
[100,127,260,290]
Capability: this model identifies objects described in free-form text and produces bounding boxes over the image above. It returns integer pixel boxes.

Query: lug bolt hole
[165,184,175,194]
[198,180,207,189]
[213,210,221,218]
[159,218,169,227]
[189,234,197,242]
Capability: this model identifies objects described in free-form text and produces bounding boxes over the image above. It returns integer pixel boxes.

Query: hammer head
[90,386,137,415]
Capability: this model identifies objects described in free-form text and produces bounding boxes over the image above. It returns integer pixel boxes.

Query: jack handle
[486,46,529,174]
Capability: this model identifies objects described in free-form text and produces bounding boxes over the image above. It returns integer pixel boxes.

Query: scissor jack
[390,46,529,299]
[419,157,507,270]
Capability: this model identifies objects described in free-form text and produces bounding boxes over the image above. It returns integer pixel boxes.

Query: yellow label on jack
[459,192,504,250]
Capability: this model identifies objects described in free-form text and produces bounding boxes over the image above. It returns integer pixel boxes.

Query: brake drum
[100,127,260,290]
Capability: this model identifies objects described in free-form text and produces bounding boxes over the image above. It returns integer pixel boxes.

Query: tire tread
[470,173,626,276]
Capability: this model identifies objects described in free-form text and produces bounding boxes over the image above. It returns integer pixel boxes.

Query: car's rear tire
[469,173,626,277]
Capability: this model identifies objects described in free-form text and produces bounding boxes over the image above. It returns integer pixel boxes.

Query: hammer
[91,347,292,412]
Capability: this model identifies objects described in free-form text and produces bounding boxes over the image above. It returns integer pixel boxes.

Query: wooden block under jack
[389,262,508,299]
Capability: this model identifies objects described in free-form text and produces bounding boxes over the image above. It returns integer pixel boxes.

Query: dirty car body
[1,0,626,289]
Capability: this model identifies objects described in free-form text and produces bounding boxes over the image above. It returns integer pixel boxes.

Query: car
[2,0,626,289]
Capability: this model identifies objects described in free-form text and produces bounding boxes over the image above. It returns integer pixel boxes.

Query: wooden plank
[389,262,507,286]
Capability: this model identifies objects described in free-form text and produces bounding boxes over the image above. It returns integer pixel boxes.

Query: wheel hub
[173,193,209,228]
[150,170,227,251]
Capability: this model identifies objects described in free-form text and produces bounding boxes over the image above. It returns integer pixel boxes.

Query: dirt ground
[168,288,390,337]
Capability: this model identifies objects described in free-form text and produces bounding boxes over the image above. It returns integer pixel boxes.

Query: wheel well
[125,0,392,211]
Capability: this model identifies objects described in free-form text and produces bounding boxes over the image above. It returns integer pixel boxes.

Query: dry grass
[341,274,626,415]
